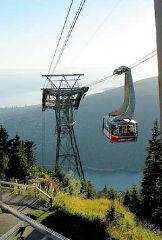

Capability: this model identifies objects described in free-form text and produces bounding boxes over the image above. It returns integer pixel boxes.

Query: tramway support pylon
[42,74,89,179]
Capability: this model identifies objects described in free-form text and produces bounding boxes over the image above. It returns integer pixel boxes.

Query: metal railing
[0,181,53,207]
[0,201,69,240]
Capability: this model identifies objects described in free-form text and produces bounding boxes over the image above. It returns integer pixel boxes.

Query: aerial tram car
[103,66,138,143]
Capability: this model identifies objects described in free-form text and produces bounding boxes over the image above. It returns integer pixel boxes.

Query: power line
[87,50,157,87]
[51,0,86,74]
[48,0,74,75]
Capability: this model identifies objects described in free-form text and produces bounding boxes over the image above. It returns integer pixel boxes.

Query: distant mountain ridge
[0,77,159,172]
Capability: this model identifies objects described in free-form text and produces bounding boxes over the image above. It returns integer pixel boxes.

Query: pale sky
[0,0,158,106]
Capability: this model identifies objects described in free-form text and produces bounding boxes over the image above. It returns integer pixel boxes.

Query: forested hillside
[0,77,159,171]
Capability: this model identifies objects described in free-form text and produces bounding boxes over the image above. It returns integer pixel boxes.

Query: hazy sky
[0,0,158,106]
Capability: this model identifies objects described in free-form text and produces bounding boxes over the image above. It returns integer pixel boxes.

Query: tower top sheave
[42,73,89,111]
[41,73,88,179]
[42,73,84,89]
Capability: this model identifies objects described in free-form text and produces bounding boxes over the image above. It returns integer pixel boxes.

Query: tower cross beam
[42,73,89,179]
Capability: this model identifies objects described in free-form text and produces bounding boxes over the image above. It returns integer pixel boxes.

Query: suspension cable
[48,0,74,75]
[51,0,86,74]
[87,50,157,87]
[70,0,123,65]
[129,50,157,69]
[87,74,115,87]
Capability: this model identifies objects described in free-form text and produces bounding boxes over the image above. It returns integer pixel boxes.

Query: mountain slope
[0,77,159,171]
[32,192,162,240]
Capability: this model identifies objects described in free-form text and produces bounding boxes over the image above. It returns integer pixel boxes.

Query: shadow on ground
[41,210,109,240]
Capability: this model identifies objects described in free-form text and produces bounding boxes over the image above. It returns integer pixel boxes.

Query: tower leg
[41,74,89,180]
[55,106,84,179]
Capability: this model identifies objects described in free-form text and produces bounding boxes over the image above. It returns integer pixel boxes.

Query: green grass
[13,189,162,240]
[39,192,162,240]
[30,209,55,222]
[29,209,45,218]
[53,192,111,221]
[37,211,55,223]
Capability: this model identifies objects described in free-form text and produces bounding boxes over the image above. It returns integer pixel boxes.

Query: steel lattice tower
[42,74,89,179]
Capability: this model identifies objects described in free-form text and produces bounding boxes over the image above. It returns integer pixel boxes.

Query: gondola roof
[104,116,137,126]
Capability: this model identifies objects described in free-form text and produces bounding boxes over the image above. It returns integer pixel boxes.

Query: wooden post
[14,180,18,194]
[154,0,162,136]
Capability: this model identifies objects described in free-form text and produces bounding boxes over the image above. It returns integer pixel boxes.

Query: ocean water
[0,70,126,107]
[45,163,143,192]
[84,170,143,191]
[0,70,145,192]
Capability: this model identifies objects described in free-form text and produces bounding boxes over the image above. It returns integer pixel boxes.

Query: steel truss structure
[42,74,89,179]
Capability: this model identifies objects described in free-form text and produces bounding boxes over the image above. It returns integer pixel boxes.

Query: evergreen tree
[24,140,36,166]
[0,153,9,179]
[123,190,131,207]
[107,187,118,200]
[0,125,10,178]
[152,173,162,228]
[0,125,38,181]
[129,185,140,215]
[65,171,82,196]
[101,185,108,198]
[53,164,66,186]
[141,120,162,222]
[0,125,9,153]
[106,203,117,226]
[81,180,97,199]
[7,134,29,180]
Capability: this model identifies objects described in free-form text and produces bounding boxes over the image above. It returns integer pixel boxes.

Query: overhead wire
[87,74,115,87]
[41,0,158,173]
[70,0,123,65]
[87,50,157,87]
[46,0,156,86]
[48,0,74,75]
[42,48,157,172]
[42,1,86,168]
[129,50,157,69]
[84,49,157,172]
[51,0,86,74]
[128,50,157,69]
